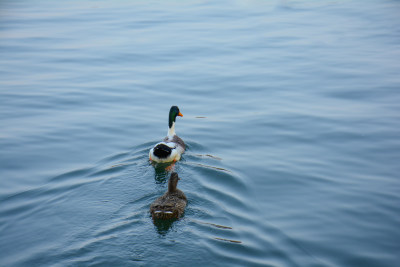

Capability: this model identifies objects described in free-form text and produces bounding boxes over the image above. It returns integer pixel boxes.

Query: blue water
[1,0,400,266]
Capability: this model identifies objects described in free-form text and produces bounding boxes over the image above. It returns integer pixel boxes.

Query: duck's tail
[152,209,177,220]
[153,143,172,159]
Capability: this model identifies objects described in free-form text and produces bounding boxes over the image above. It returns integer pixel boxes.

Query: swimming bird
[149,106,185,163]
[150,172,187,220]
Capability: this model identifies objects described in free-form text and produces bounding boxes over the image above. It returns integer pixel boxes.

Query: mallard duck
[149,106,185,163]
[150,172,187,220]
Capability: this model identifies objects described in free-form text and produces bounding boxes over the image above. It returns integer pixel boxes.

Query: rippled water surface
[1,0,400,266]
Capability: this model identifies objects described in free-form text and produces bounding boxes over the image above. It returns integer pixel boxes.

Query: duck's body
[150,172,187,220]
[149,106,185,163]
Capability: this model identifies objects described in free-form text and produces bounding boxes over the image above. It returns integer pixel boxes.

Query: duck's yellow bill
[178,112,183,117]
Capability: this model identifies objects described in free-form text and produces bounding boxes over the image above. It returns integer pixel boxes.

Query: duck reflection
[152,218,176,235]
[151,163,172,184]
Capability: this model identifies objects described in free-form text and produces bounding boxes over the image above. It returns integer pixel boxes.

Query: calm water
[1,0,400,266]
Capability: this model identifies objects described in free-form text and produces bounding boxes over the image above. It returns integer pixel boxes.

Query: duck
[150,172,187,220]
[149,106,185,163]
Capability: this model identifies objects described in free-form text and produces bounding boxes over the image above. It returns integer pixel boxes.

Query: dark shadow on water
[152,218,177,236]
[150,162,174,184]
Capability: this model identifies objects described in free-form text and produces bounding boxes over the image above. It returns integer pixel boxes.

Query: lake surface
[1,0,400,266]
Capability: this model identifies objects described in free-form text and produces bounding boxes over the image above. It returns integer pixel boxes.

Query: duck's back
[164,135,185,151]
[150,190,187,220]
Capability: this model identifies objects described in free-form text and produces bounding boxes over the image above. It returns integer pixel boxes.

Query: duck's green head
[169,106,183,128]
